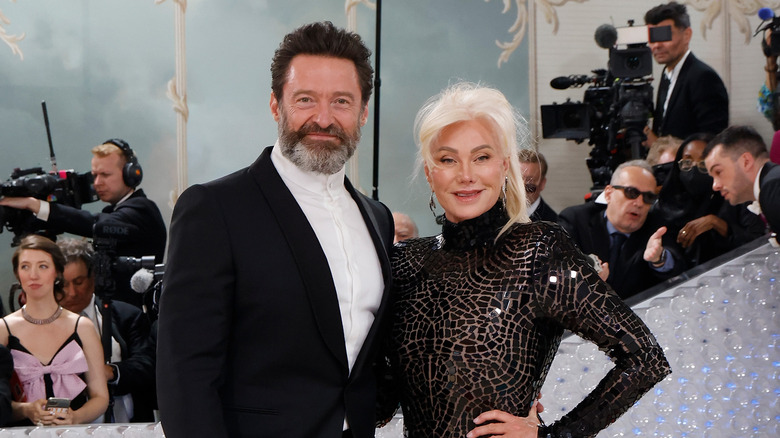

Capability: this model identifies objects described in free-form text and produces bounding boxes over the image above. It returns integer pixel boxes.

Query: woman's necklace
[21,305,63,325]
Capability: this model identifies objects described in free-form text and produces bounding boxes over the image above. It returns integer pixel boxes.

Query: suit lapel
[250,147,349,369]
[662,54,694,130]
[344,180,392,374]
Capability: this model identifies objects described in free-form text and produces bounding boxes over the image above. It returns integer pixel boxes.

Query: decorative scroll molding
[345,0,376,189]
[685,0,780,43]
[491,0,587,67]
[157,0,188,206]
[1,0,24,60]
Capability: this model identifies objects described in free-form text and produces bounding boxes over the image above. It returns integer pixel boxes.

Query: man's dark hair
[271,21,374,106]
[644,2,691,29]
[703,125,769,160]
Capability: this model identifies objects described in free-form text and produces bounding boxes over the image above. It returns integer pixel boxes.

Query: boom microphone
[550,75,594,90]
[759,7,775,21]
[130,268,154,293]
[594,24,618,49]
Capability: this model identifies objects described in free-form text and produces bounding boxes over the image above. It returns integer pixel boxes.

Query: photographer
[57,238,157,423]
[644,2,728,146]
[0,139,166,307]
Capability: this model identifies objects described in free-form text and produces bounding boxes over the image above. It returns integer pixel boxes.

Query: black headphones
[104,138,143,188]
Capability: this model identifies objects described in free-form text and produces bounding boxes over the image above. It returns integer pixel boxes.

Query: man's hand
[0,196,41,214]
[644,226,666,264]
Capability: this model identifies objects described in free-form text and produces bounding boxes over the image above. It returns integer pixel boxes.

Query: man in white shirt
[157,21,394,438]
[644,2,728,146]
[57,238,156,423]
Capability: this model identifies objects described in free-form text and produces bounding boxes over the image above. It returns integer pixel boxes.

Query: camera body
[541,22,670,190]
[0,167,97,245]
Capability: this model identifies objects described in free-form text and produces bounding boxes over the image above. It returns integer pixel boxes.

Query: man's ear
[359,103,369,127]
[270,93,280,122]
[739,151,755,172]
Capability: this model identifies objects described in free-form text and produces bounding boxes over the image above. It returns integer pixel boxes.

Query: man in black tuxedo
[0,139,167,307]
[559,160,683,299]
[704,125,779,245]
[518,149,558,222]
[157,22,394,438]
[644,2,728,145]
[57,238,157,423]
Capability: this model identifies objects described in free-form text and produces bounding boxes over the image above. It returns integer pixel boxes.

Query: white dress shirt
[271,143,383,373]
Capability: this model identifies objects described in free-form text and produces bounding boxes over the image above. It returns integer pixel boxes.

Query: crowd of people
[0,2,777,437]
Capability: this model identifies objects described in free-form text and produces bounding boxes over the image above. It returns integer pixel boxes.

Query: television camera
[541,21,671,190]
[0,102,98,245]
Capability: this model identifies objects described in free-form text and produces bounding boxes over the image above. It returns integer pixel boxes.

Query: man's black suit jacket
[96,298,156,422]
[529,197,559,223]
[157,146,394,438]
[654,53,729,139]
[558,202,682,299]
[759,162,780,239]
[47,189,167,307]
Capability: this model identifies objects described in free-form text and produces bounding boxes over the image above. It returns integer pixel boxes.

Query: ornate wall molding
[1,0,24,60]
[686,0,780,43]
[345,0,376,190]
[156,0,188,207]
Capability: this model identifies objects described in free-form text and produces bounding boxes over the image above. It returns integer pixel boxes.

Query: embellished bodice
[386,205,670,437]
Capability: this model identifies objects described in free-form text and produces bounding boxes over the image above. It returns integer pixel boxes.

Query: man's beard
[278,112,361,175]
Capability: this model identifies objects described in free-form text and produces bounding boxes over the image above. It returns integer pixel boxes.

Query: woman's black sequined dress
[385,203,671,437]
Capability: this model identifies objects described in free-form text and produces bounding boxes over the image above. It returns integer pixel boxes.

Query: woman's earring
[429,190,438,218]
[501,178,508,210]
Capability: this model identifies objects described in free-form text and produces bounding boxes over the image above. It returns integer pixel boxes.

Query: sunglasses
[611,185,658,205]
[524,183,538,194]
[677,159,708,174]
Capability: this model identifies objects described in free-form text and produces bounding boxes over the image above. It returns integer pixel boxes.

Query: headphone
[104,138,143,188]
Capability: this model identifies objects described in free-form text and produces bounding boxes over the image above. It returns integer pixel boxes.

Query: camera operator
[644,2,728,146]
[0,139,166,307]
[57,238,157,423]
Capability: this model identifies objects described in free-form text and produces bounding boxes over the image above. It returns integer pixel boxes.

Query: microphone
[550,75,593,90]
[759,7,775,21]
[130,268,155,293]
[594,24,618,49]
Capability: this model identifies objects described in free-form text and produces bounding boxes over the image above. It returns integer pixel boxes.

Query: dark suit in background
[96,298,156,422]
[529,197,559,223]
[654,53,728,139]
[559,202,681,299]
[157,147,393,438]
[759,162,780,238]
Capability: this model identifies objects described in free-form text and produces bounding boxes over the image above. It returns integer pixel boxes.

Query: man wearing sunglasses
[519,150,558,223]
[559,160,684,299]
[703,125,779,246]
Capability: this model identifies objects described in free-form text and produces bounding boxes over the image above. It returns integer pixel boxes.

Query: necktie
[607,232,628,283]
[653,73,671,133]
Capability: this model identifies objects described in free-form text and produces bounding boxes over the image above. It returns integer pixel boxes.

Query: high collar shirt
[271,143,383,374]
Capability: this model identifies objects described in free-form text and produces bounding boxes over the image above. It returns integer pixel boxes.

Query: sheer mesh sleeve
[533,226,672,438]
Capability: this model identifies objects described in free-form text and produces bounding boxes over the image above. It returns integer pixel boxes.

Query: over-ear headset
[104,138,143,188]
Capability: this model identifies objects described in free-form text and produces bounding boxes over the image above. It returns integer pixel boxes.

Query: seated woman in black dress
[380,83,671,437]
[656,133,767,268]
[0,234,108,426]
